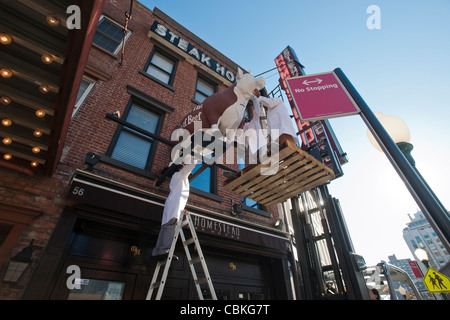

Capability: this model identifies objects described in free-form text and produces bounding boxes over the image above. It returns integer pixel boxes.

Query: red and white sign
[286,71,360,121]
[408,261,423,278]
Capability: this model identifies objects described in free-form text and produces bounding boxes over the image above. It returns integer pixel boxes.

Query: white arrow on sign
[302,78,323,86]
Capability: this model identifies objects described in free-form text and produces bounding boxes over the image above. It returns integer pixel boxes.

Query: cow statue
[155,68,265,186]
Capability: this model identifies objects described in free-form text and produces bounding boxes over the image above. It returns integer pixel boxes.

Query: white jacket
[161,162,196,225]
[257,96,298,143]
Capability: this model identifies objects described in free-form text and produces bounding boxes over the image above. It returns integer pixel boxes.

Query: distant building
[388,254,427,299]
[403,211,450,270]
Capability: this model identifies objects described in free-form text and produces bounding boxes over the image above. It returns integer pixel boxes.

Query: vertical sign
[407,261,423,278]
[275,46,348,167]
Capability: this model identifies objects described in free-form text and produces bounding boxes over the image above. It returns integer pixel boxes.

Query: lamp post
[413,248,445,300]
[333,67,450,255]
[366,112,450,253]
[414,248,430,269]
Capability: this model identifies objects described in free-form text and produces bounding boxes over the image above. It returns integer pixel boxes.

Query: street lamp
[365,111,450,253]
[414,248,430,269]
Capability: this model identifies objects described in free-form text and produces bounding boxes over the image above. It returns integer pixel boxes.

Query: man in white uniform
[152,161,196,260]
[253,89,299,147]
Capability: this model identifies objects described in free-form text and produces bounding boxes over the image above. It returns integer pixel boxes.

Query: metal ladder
[146,210,217,300]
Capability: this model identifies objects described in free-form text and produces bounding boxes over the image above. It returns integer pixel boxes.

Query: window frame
[72,76,96,118]
[190,163,221,202]
[142,48,178,89]
[105,99,165,177]
[93,15,132,55]
[193,76,216,104]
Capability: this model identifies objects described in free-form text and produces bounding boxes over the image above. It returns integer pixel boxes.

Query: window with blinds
[194,77,215,103]
[109,103,162,171]
[145,51,176,85]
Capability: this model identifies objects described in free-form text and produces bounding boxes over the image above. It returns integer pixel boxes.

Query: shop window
[194,77,215,103]
[93,16,131,55]
[68,279,125,300]
[144,50,177,86]
[107,101,163,174]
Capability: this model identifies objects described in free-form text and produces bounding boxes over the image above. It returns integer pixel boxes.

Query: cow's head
[235,68,265,97]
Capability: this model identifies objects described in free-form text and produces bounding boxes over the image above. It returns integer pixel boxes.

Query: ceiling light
[41,54,54,64]
[2,119,12,126]
[32,147,41,154]
[34,129,43,137]
[1,96,11,105]
[1,68,12,78]
[39,85,50,94]
[35,110,46,118]
[31,161,39,168]
[2,137,12,145]
[0,33,11,45]
[3,154,12,161]
[46,15,60,27]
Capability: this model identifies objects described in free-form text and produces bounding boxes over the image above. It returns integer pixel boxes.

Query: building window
[93,16,131,55]
[194,77,215,103]
[73,76,96,117]
[144,50,176,86]
[107,101,163,173]
[190,164,212,193]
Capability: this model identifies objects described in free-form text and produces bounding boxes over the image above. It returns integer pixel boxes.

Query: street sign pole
[333,68,450,253]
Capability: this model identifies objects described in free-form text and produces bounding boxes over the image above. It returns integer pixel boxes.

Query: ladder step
[150,281,162,289]
[183,237,195,246]
[181,219,190,227]
[195,278,209,285]
[189,257,202,265]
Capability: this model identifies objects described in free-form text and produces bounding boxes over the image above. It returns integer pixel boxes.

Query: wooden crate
[223,140,335,206]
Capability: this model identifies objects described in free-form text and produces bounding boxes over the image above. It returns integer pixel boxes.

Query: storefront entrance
[42,212,288,300]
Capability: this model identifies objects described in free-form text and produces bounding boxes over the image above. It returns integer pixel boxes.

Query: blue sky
[140,0,450,265]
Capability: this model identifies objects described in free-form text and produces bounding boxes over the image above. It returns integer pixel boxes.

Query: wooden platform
[223,140,335,206]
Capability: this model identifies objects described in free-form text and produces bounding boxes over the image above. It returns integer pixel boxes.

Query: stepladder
[146,210,217,300]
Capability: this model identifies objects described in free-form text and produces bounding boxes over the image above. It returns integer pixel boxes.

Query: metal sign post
[333,68,450,253]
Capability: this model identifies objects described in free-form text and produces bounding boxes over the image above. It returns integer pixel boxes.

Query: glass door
[53,265,136,300]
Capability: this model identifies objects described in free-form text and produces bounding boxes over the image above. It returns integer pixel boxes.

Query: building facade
[0,0,295,300]
[387,254,428,299]
[403,211,450,270]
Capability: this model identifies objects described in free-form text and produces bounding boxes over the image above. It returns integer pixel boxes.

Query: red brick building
[0,0,293,300]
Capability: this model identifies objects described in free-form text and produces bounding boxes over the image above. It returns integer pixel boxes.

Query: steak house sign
[150,21,236,83]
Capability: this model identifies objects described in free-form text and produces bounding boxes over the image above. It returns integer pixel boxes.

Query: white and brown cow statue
[155,68,265,185]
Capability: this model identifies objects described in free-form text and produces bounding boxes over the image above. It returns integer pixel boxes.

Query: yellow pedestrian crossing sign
[423,268,450,293]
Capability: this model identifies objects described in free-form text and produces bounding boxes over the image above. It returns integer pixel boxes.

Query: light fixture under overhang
[1,96,11,105]
[32,147,41,154]
[34,129,44,138]
[46,15,60,27]
[35,110,46,118]
[0,68,13,78]
[2,137,12,145]
[41,53,54,64]
[31,161,39,168]
[39,85,50,94]
[0,33,12,45]
[2,118,12,127]
[3,153,12,161]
